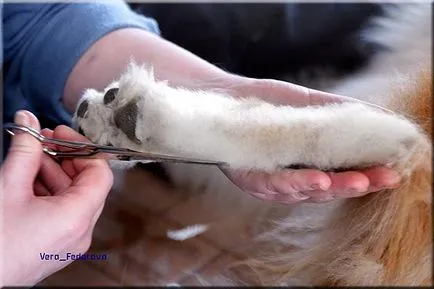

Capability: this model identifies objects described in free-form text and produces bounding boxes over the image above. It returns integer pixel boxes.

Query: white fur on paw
[73,63,423,172]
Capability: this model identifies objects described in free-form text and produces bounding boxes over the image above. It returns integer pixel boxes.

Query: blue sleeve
[2,1,160,128]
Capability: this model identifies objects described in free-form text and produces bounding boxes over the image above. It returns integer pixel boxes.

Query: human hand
[219,76,401,204]
[0,110,113,286]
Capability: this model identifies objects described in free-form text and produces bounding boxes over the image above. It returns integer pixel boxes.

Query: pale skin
[1,28,401,285]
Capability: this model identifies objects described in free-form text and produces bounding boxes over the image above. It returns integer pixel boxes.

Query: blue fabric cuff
[16,2,159,126]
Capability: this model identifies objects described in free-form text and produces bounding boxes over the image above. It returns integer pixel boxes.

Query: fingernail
[14,110,30,126]
[317,195,335,202]
[388,174,402,186]
[246,190,266,198]
[349,188,363,194]
[292,191,310,200]
[367,186,384,192]
[389,182,401,189]
[311,184,320,190]
[255,193,267,198]
[311,183,327,191]
[372,182,401,191]
[264,189,279,196]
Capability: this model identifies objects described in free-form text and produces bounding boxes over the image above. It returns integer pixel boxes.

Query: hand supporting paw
[223,166,401,204]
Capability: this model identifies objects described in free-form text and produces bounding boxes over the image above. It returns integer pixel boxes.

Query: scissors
[3,123,227,166]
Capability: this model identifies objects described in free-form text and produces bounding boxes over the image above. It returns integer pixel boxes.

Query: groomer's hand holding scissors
[0,110,113,286]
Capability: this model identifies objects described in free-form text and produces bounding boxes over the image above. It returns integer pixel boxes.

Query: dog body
[242,4,432,286]
[74,4,432,286]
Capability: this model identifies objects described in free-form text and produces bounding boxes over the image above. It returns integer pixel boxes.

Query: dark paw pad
[77,100,89,118]
[78,126,85,135]
[104,88,119,105]
[114,101,141,144]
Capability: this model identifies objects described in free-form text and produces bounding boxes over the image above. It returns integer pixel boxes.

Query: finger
[245,188,306,205]
[269,169,331,196]
[34,179,52,197]
[39,154,72,194]
[52,125,101,173]
[329,171,370,197]
[40,128,74,193]
[304,171,370,200]
[53,125,89,142]
[2,110,42,196]
[223,168,331,201]
[359,166,401,192]
[40,128,58,152]
[52,125,97,177]
[46,125,113,212]
[67,160,113,212]
[52,126,113,211]
[40,128,54,138]
[41,128,79,178]
[61,160,78,179]
[225,169,287,196]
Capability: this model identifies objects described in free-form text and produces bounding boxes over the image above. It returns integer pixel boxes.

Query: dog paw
[73,82,136,149]
[72,65,168,156]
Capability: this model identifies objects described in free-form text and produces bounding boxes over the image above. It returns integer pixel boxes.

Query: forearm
[63,28,237,112]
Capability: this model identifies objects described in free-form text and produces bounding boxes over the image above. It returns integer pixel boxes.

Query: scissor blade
[50,148,226,166]
[4,123,227,166]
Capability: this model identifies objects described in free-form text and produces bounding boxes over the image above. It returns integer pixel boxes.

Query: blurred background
[131,3,387,88]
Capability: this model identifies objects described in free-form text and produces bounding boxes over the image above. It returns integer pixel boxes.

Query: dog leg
[74,63,423,172]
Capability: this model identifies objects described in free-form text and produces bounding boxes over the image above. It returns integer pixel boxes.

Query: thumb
[2,110,42,194]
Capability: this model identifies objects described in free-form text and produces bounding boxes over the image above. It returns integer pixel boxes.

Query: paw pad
[77,100,89,118]
[114,101,141,144]
[78,126,85,135]
[103,88,119,105]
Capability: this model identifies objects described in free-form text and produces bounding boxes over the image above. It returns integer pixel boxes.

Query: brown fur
[243,70,432,286]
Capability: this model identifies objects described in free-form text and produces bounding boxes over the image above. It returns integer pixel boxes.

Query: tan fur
[242,70,432,286]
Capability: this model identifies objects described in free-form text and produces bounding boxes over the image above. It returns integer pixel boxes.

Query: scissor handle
[3,123,97,150]
[4,123,139,156]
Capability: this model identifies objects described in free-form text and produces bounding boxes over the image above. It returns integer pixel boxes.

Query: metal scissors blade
[3,123,226,166]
